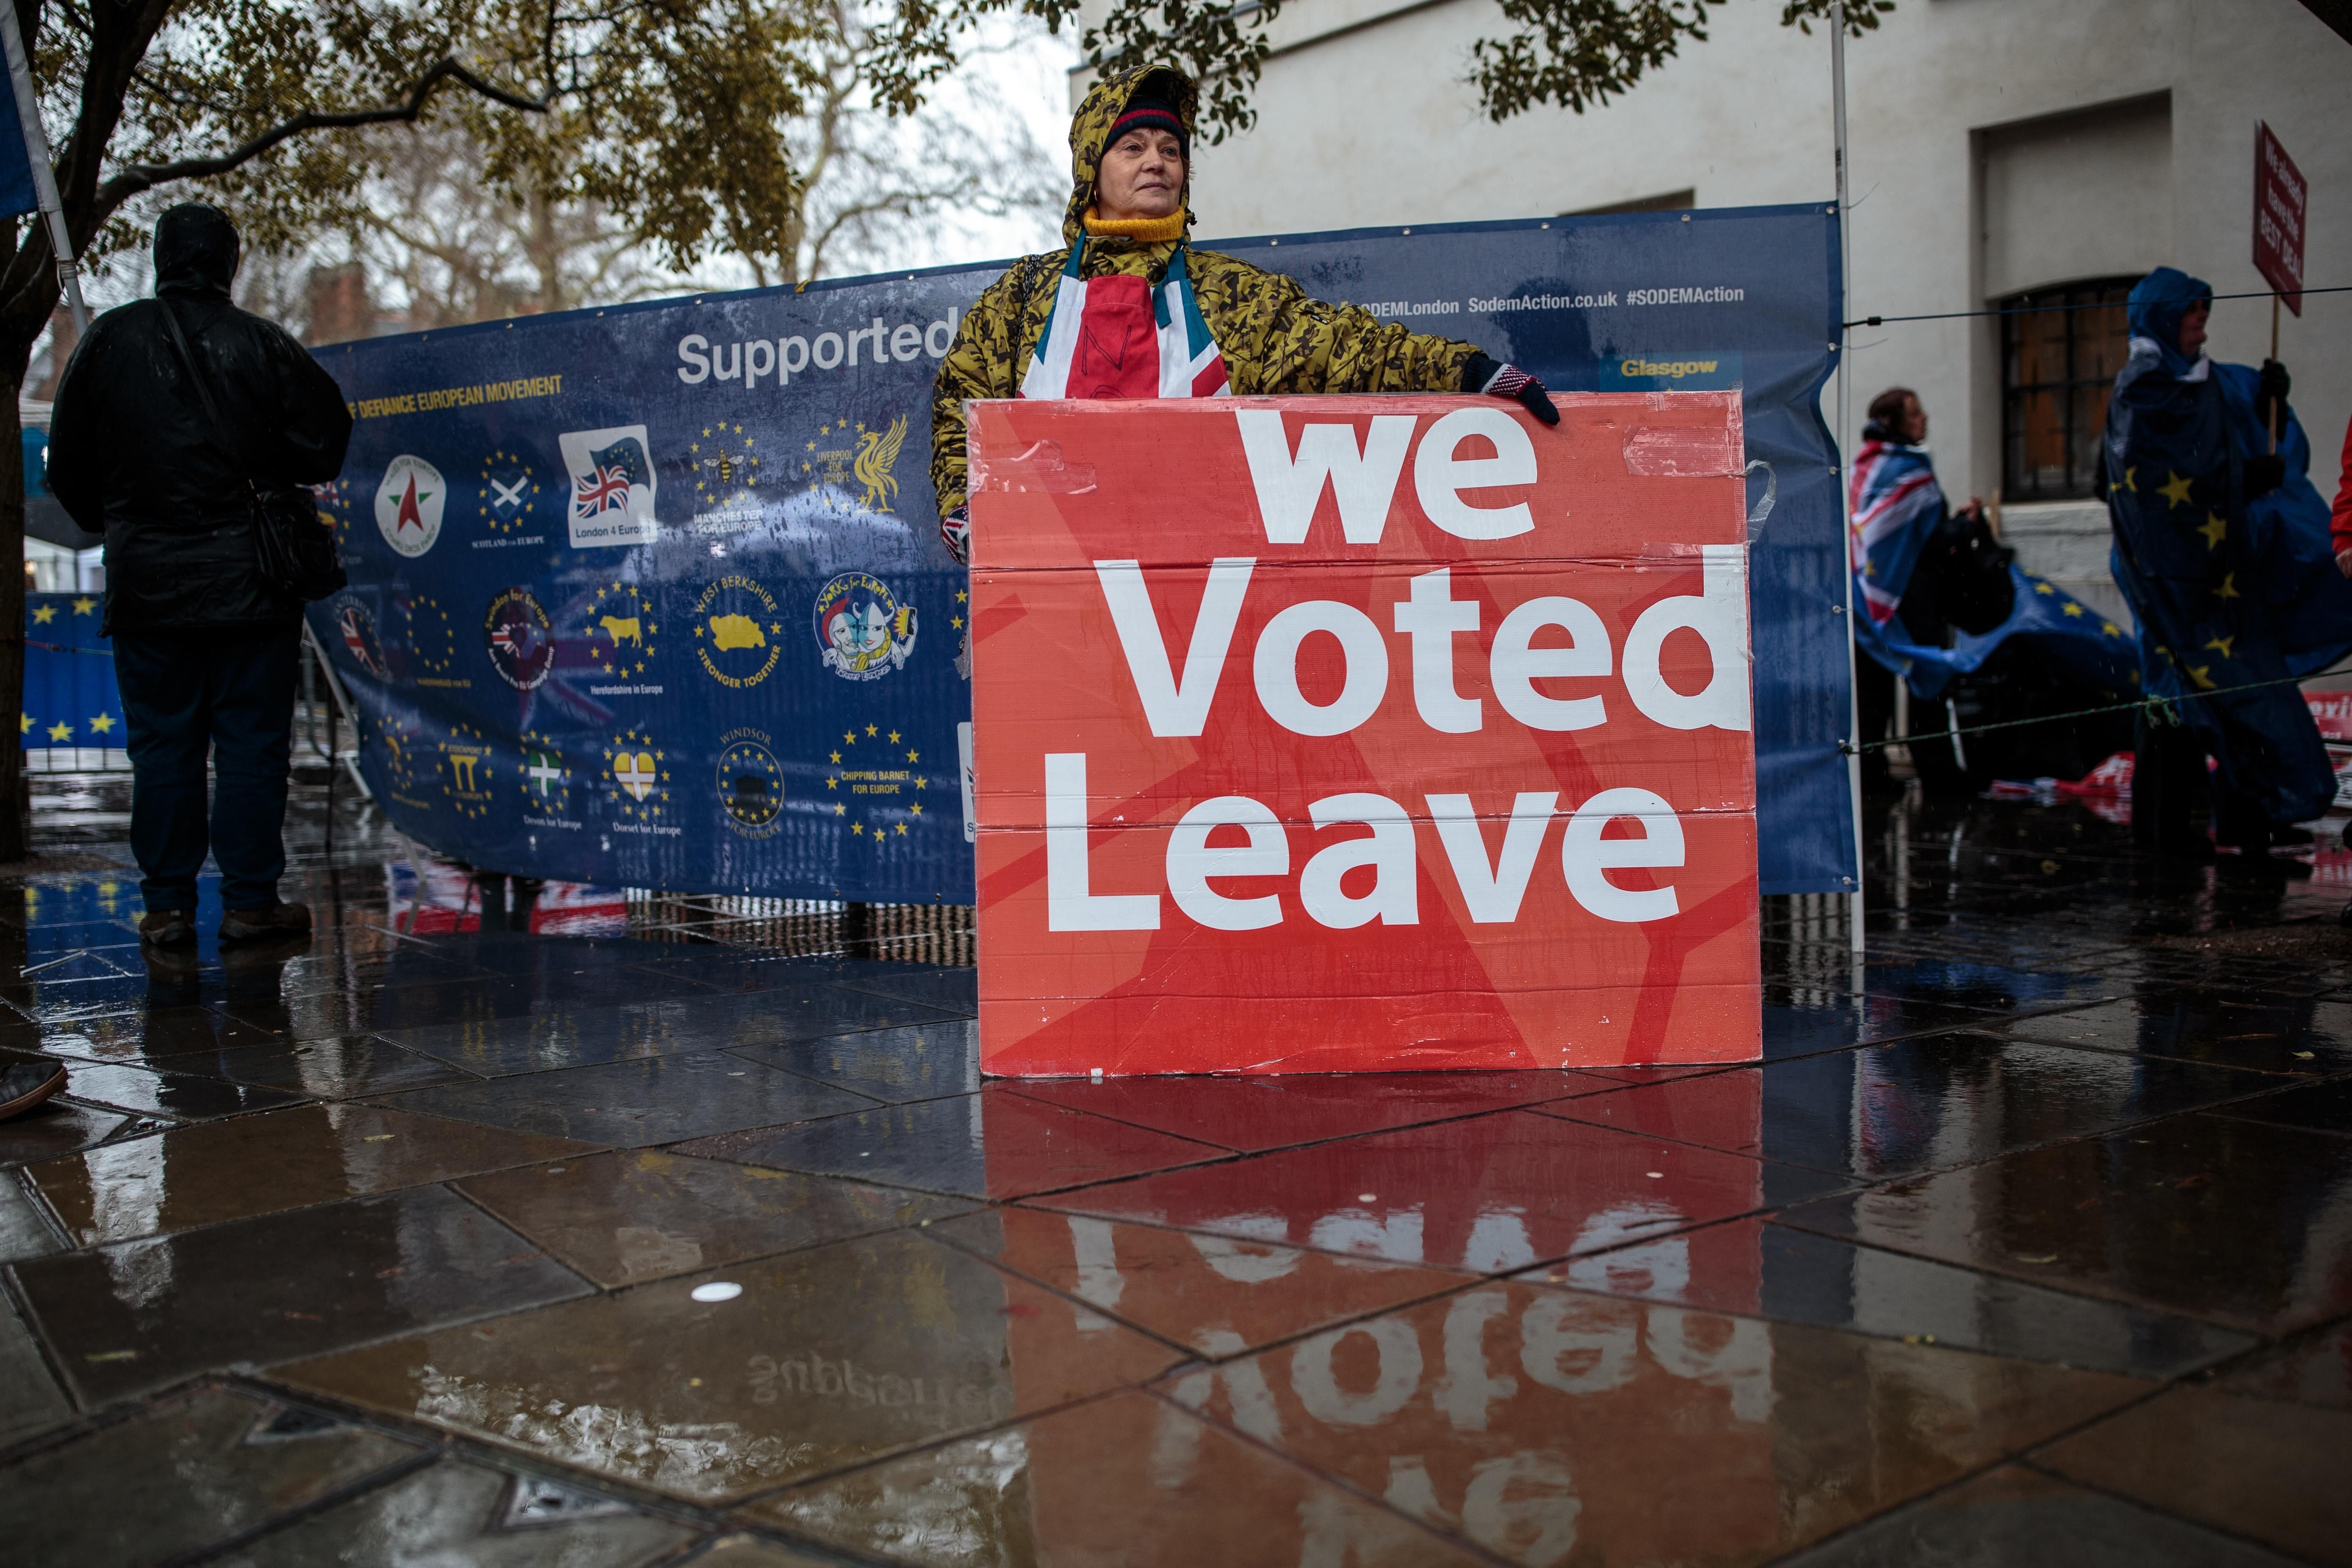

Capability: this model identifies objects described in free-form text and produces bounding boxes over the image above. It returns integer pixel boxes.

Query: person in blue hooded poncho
[2105,266,2352,856]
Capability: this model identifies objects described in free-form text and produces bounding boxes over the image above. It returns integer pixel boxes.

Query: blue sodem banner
[309,202,1850,901]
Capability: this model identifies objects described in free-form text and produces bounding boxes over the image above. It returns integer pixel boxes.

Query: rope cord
[1848,666,2349,756]
[1844,284,2347,330]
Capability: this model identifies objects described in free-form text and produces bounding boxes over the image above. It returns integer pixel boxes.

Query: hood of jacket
[153,202,240,301]
[2126,266,2212,378]
[1063,64,1198,244]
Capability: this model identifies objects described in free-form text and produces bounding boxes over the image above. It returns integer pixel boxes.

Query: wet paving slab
[1123,1281,2150,1568]
[272,1229,1187,1503]
[8,790,2352,1561]
[0,1290,74,1444]
[746,1388,1491,1566]
[1514,1215,2254,1378]
[1006,1068,1616,1153]
[0,1048,309,1121]
[212,1457,699,1567]
[2036,1383,2352,1565]
[0,1174,64,1262]
[927,1206,1473,1358]
[2007,991,2352,1075]
[1758,995,2016,1059]
[30,1003,290,1063]
[0,1097,130,1168]
[1768,1465,2308,1567]
[127,1033,485,1098]
[1540,1030,2290,1179]
[1775,1111,2352,1334]
[727,1017,982,1103]
[375,986,971,1079]
[2215,1319,2352,1409]
[454,1150,968,1287]
[14,1183,594,1401]
[23,1102,601,1244]
[373,1050,883,1146]
[680,1086,1232,1199]
[0,1388,421,1566]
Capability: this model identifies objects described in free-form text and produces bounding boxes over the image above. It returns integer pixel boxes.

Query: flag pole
[0,6,87,335]
[1832,1,1865,956]
[2268,292,2281,454]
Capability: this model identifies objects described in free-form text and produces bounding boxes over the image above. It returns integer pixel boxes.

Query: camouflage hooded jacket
[929,64,1482,517]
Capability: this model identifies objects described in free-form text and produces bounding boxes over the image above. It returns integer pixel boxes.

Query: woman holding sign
[928,65,1558,565]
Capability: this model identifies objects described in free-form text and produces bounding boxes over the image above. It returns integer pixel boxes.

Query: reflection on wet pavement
[212,1458,697,1567]
[274,1229,1184,1501]
[455,1150,968,1287]
[1138,1283,2145,1568]
[751,1389,1492,1566]
[2,784,2350,1563]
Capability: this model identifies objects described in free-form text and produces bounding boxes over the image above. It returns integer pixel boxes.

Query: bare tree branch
[93,56,548,220]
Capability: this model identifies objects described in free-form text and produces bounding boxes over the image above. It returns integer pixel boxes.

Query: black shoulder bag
[155,301,347,602]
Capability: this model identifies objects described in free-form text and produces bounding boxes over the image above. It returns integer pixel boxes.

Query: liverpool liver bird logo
[854,416,907,512]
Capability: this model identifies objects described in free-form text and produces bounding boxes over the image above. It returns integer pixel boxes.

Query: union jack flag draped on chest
[1848,438,1943,628]
[1020,240,1230,401]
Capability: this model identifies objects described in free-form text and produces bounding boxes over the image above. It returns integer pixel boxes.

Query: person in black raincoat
[2104,266,2329,858]
[47,203,352,946]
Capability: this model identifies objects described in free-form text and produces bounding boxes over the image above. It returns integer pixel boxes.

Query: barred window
[2001,279,2135,501]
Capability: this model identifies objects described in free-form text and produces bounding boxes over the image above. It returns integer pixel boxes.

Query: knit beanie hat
[1108,97,1187,161]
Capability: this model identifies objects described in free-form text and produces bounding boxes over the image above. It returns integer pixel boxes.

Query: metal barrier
[22,627,362,789]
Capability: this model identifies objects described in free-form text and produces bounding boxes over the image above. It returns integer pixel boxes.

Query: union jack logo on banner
[576,463,634,516]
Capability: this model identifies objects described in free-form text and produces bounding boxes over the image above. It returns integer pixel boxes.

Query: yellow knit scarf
[1081,207,1187,242]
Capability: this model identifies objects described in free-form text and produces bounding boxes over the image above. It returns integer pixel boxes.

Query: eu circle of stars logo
[438,722,498,821]
[398,592,463,683]
[517,730,573,817]
[691,575,783,689]
[477,449,544,535]
[827,721,925,848]
[381,720,432,807]
[800,413,907,514]
[603,727,668,821]
[718,728,785,839]
[586,581,658,679]
[693,422,760,511]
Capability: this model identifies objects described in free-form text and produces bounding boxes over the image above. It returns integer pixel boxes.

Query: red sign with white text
[2254,121,2306,315]
[967,394,1759,1075]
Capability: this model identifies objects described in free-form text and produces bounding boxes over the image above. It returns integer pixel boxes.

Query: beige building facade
[1091,0,2351,621]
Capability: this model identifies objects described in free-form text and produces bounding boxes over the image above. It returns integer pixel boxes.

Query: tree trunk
[0,379,26,861]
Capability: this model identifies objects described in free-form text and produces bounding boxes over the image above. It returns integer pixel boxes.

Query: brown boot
[219,901,313,943]
[139,908,197,948]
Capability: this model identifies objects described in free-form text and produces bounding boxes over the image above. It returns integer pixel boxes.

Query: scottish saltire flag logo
[558,426,660,548]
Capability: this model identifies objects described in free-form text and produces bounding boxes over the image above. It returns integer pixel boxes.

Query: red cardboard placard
[967,393,1759,1075]
[2254,121,2307,314]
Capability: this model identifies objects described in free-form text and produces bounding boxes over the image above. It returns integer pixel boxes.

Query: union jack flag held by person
[1848,438,1944,629]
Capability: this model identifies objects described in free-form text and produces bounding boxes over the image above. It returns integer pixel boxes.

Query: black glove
[2256,358,2291,431]
[2243,454,2286,500]
[1464,352,1560,426]
[939,506,970,567]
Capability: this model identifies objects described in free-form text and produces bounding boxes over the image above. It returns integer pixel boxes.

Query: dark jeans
[114,625,300,912]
